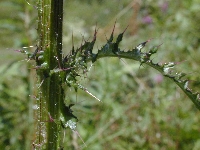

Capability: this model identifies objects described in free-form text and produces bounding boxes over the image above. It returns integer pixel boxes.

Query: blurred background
[0,0,200,149]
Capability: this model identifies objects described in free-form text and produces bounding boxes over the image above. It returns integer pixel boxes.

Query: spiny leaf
[22,24,200,110]
[72,27,200,110]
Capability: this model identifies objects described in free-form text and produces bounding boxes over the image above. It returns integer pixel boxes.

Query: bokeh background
[0,0,200,149]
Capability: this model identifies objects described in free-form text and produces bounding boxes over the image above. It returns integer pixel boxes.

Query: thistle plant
[17,0,200,149]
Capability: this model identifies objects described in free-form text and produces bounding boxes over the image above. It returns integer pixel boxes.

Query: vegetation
[0,0,200,150]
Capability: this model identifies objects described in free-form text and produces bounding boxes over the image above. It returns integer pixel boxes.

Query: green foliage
[0,62,34,150]
[0,0,200,150]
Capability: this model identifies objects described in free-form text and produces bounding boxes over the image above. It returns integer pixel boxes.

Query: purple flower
[142,16,153,24]
[160,1,168,13]
[153,74,163,84]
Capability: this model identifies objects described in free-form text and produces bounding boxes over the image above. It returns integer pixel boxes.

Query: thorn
[80,37,84,53]
[25,0,31,6]
[109,21,117,42]
[122,25,129,34]
[138,62,145,70]
[69,103,75,108]
[62,66,75,71]
[48,112,55,122]
[136,39,151,51]
[118,56,127,65]
[120,58,127,65]
[146,38,153,43]
[72,31,74,55]
[93,24,98,41]
[54,56,62,69]
[73,130,87,148]
[78,84,102,102]
[38,79,44,88]
[112,20,117,34]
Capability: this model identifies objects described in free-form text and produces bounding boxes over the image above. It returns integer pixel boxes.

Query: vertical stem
[36,0,64,149]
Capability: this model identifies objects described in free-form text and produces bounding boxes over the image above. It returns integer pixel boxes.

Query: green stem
[36,0,64,149]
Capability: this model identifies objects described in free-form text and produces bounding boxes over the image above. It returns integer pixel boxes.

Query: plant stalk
[35,0,64,149]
